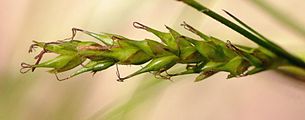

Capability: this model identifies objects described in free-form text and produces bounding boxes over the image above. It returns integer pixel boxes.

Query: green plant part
[21,21,289,82]
[21,54,86,80]
[178,0,305,69]
[70,60,115,77]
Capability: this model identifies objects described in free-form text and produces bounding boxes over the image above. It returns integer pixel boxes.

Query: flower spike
[21,22,288,81]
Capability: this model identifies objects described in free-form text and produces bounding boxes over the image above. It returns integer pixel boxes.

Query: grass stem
[179,0,305,69]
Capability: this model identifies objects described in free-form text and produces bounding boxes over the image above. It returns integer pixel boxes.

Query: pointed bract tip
[133,22,149,30]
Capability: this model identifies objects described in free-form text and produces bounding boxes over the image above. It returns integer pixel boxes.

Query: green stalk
[178,0,305,69]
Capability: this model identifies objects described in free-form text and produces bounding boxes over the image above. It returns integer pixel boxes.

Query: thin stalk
[178,0,305,69]
[249,0,305,39]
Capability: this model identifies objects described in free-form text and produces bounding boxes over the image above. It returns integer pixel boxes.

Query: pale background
[1,0,305,120]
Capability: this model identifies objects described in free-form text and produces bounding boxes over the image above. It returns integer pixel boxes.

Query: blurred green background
[1,0,305,120]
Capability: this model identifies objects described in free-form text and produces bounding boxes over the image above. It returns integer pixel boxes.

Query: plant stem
[178,0,305,69]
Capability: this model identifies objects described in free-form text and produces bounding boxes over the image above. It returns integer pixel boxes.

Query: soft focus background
[1,0,305,120]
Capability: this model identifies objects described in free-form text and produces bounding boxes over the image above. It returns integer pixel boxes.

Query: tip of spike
[133,22,149,30]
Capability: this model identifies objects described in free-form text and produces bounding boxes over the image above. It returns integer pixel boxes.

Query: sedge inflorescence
[20,22,286,82]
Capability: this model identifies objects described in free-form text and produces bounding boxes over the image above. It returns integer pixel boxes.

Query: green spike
[195,70,218,82]
[217,56,249,78]
[34,55,75,68]
[133,22,179,53]
[22,22,290,81]
[31,55,85,73]
[49,56,86,73]
[71,60,115,77]
[118,55,179,81]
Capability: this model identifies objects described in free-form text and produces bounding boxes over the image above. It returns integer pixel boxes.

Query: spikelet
[20,22,287,82]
